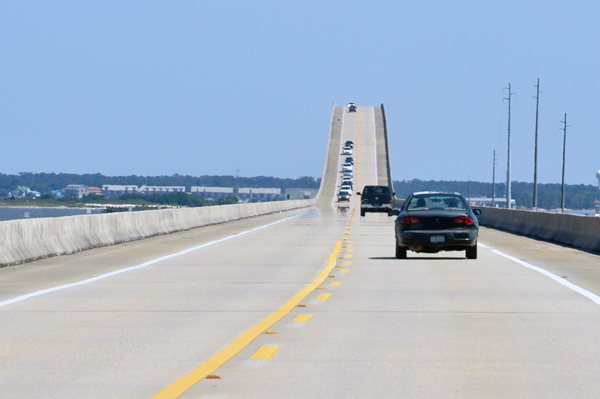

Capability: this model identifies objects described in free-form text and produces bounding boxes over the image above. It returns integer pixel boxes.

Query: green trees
[0,173,321,194]
[393,179,599,210]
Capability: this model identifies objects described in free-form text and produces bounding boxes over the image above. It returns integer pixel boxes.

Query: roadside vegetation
[0,172,321,208]
[0,172,321,198]
[394,179,600,210]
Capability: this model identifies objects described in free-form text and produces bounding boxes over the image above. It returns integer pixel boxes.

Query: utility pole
[561,113,569,213]
[533,79,540,211]
[492,150,497,207]
[504,84,514,209]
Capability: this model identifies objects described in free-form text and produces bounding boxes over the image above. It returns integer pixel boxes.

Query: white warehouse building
[237,188,281,202]
[191,187,234,200]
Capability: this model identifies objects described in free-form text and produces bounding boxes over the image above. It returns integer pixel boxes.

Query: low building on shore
[191,187,235,200]
[138,185,185,195]
[237,188,281,202]
[64,184,90,199]
[88,187,103,196]
[284,188,318,200]
[102,185,138,199]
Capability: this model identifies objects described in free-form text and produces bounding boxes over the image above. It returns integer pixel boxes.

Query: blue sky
[1,1,599,185]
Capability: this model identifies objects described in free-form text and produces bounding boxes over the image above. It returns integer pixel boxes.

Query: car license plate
[430,235,445,244]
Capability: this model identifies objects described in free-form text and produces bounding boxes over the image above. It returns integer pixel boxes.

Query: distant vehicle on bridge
[347,103,357,112]
[337,189,351,202]
[357,185,394,217]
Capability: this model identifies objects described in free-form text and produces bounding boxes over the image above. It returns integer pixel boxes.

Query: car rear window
[407,195,466,211]
[363,186,390,195]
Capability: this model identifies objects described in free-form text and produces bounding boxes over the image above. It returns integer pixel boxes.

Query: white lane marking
[372,107,378,185]
[332,108,346,209]
[479,242,600,306]
[0,211,310,308]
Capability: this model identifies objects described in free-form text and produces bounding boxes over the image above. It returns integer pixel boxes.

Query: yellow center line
[152,241,343,399]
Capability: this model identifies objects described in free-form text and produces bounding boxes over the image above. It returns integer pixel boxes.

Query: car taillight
[361,197,365,203]
[454,216,474,225]
[400,216,421,224]
[387,195,392,203]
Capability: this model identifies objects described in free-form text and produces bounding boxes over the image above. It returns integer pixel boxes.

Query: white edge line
[478,242,600,306]
[0,211,310,308]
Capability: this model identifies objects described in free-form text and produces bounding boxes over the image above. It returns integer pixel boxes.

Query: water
[0,206,102,222]
[564,209,597,216]
[538,209,597,216]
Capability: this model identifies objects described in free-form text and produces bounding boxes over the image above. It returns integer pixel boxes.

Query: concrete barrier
[0,199,317,267]
[477,207,600,253]
[380,103,404,210]
[0,104,343,268]
[380,104,394,195]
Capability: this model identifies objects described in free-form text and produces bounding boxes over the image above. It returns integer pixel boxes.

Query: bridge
[1,105,600,398]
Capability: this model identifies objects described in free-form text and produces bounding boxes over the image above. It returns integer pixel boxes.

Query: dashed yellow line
[250,346,279,359]
[293,315,313,322]
[317,294,332,300]
[152,241,342,399]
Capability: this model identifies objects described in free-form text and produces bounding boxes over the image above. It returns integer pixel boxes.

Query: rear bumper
[396,228,478,252]
[362,203,393,212]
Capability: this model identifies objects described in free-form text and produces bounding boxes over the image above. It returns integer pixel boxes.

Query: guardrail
[477,207,600,253]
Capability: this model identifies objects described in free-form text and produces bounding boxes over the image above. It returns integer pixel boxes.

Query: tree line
[0,172,321,197]
[393,179,599,210]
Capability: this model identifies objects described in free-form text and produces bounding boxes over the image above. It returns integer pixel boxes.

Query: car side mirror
[473,209,482,215]
[356,192,361,195]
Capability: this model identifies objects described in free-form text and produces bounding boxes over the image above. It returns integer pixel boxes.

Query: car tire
[360,210,365,217]
[395,241,407,259]
[466,245,477,259]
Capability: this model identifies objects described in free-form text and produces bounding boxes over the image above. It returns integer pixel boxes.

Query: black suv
[357,185,394,217]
